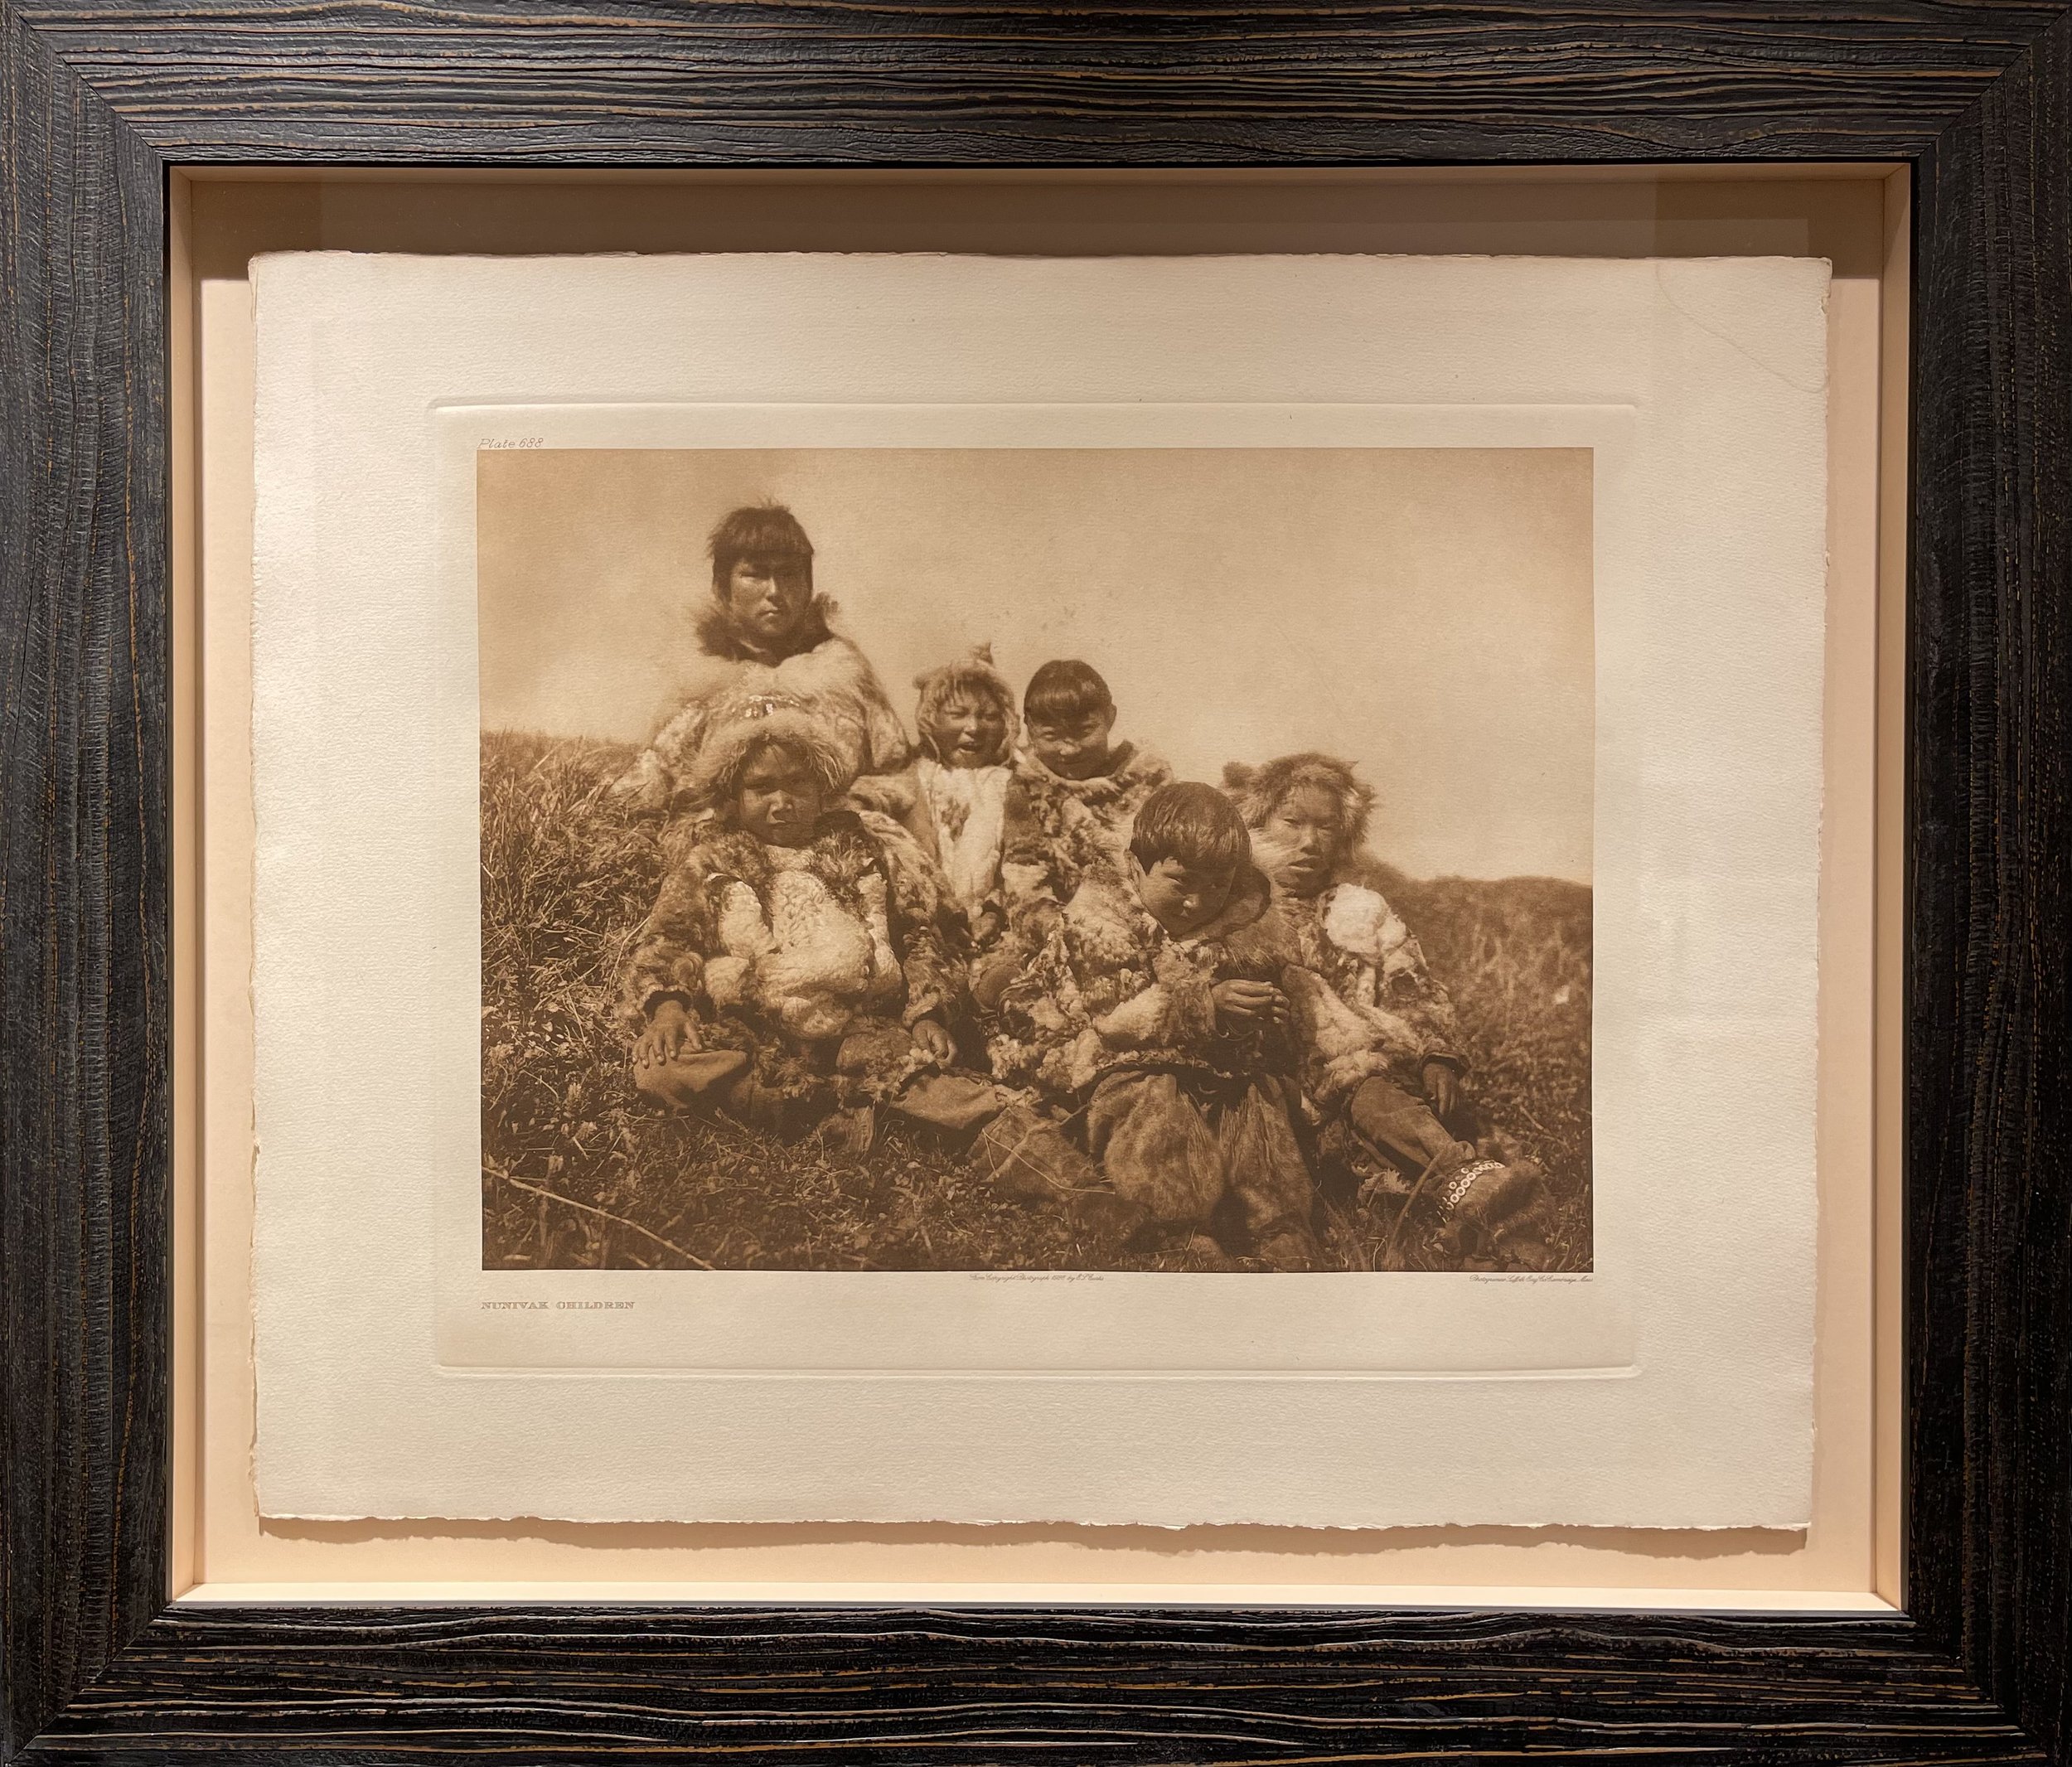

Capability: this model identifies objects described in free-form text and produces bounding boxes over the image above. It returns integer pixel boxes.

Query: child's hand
[1421,1058,1460,1118]
[911,1016,956,1063]
[634,999,700,1067]
[971,905,1007,947]
[1213,980,1288,1029]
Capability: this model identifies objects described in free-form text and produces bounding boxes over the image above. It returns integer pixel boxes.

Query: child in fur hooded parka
[609,504,912,818]
[1226,752,1551,1269]
[989,782,1322,1270]
[848,646,1019,953]
[620,692,1002,1142]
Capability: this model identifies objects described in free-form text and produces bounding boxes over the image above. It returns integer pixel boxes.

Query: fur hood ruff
[685,812,884,912]
[694,594,838,664]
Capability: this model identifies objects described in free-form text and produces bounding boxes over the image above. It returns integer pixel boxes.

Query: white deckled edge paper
[251,253,1826,1527]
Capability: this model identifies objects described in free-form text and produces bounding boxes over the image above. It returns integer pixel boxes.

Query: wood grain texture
[12,0,2072,163]
[2,0,2071,1760]
[19,1607,2048,1762]
[1910,7,2072,1760]
[0,10,169,1761]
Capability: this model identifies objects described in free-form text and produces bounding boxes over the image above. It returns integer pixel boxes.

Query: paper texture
[251,252,1825,1526]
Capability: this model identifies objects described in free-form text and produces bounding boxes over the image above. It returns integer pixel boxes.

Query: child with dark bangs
[619,691,1004,1147]
[1003,661,1174,930]
[609,503,911,818]
[988,782,1321,1270]
[977,659,1172,1009]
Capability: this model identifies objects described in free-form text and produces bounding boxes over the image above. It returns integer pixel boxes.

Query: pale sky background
[478,447,1592,883]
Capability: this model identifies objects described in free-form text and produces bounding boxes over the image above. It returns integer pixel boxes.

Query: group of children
[612,503,1548,1270]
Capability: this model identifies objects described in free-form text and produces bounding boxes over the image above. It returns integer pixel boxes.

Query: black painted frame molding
[3,3,2069,1760]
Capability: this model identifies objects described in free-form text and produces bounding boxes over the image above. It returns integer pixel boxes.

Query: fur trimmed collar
[1015,740,1169,805]
[1069,852,1274,957]
[1188,859,1273,944]
[694,594,839,664]
[689,810,882,903]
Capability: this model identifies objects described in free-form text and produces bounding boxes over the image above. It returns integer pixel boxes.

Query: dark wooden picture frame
[3,3,2069,1760]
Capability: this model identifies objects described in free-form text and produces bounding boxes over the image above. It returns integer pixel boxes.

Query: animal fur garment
[919,759,1013,926]
[999,741,1173,940]
[849,758,1014,933]
[609,596,911,815]
[1083,1066,1314,1249]
[987,853,1288,1099]
[1230,880,1466,1105]
[683,690,861,806]
[1222,753,1377,854]
[619,811,961,1045]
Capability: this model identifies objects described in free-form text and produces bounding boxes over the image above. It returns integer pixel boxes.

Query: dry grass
[481,729,1593,1272]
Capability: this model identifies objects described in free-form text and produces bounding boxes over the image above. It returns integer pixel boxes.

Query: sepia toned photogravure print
[479,446,1593,1276]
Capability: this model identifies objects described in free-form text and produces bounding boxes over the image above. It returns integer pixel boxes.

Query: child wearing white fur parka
[847,646,1020,956]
